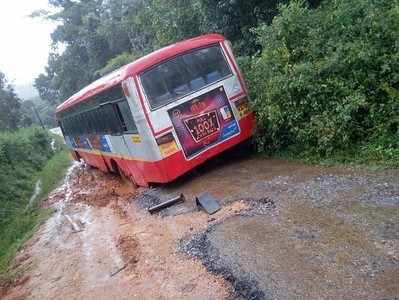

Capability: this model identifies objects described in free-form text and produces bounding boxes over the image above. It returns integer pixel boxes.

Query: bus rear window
[140,45,232,109]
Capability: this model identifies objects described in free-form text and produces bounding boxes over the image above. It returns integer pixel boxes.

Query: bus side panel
[77,150,109,172]
[75,78,164,187]
[122,78,165,185]
[123,78,163,159]
[67,111,253,185]
[103,134,147,186]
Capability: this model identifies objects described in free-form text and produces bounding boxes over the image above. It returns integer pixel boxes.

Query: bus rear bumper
[156,112,256,183]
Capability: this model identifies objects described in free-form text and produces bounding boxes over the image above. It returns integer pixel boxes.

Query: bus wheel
[73,151,82,162]
[112,161,137,188]
[110,160,119,174]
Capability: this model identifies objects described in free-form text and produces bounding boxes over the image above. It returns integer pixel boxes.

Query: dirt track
[2,153,399,300]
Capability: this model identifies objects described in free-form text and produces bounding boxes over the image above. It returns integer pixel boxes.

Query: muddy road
[2,152,399,300]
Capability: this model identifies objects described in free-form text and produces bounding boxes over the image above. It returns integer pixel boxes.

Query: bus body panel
[59,35,255,187]
[71,112,254,185]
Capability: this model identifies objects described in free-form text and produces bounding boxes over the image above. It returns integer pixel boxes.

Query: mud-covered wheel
[73,151,82,162]
[116,164,138,189]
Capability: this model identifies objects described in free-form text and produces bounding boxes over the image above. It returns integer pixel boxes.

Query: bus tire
[74,151,82,162]
[111,160,137,188]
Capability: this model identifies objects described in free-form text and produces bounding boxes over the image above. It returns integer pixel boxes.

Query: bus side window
[60,85,138,137]
[93,109,104,134]
[115,100,138,134]
[80,113,87,135]
[71,115,78,135]
[99,103,123,135]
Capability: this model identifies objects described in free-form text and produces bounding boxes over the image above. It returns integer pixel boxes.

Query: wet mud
[2,161,234,300]
[2,151,399,300]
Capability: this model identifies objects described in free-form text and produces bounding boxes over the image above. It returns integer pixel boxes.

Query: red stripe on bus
[229,91,246,102]
[154,127,173,137]
[57,34,226,114]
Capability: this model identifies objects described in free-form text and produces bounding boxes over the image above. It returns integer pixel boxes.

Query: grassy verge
[272,143,399,170]
[0,149,71,281]
[35,150,72,205]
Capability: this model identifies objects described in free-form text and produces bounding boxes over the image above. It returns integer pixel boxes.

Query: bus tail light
[234,97,252,118]
[156,133,179,158]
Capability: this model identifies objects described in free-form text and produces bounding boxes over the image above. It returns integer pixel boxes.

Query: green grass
[35,150,71,207]
[0,150,71,281]
[270,142,399,170]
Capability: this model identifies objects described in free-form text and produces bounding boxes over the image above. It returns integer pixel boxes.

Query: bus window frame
[60,96,138,137]
[110,98,139,135]
[98,102,124,136]
[138,43,234,111]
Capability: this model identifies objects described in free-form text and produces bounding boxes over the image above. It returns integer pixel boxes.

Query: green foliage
[201,0,290,55]
[34,71,60,106]
[0,71,32,130]
[143,0,205,48]
[243,0,399,165]
[0,210,48,279]
[96,52,138,76]
[0,150,71,278]
[34,149,71,210]
[34,0,306,105]
[0,127,70,277]
[21,96,57,128]
[0,127,53,214]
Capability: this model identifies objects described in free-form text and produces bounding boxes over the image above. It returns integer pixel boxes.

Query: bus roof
[56,33,226,114]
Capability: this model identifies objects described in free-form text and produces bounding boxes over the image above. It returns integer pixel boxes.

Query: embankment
[0,127,71,279]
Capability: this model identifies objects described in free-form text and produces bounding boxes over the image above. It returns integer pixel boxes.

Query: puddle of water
[41,161,82,245]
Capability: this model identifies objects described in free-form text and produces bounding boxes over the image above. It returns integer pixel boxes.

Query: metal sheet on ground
[196,192,221,214]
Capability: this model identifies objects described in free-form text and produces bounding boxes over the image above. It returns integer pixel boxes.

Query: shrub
[244,0,399,162]
[0,127,53,213]
[0,127,71,277]
[0,149,70,278]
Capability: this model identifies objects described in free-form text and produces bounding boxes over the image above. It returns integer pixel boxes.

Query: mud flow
[2,152,399,300]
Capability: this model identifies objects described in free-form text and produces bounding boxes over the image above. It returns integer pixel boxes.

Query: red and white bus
[56,34,255,187]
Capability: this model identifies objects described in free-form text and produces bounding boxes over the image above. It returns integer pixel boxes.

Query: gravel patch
[178,168,399,299]
[179,199,277,300]
[250,173,399,208]
[179,229,268,300]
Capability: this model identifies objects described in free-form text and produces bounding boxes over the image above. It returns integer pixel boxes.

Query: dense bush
[243,0,399,165]
[0,129,70,277]
[0,127,53,213]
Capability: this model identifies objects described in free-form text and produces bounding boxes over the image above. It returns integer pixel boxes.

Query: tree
[0,72,32,131]
[201,0,322,55]
[34,0,321,105]
[34,0,139,104]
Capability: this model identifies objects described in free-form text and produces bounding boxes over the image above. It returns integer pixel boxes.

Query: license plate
[184,110,220,142]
